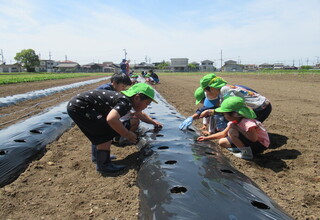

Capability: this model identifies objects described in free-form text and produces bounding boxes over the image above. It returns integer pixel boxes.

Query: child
[149,70,160,84]
[197,96,270,160]
[67,83,158,174]
[97,74,162,144]
[179,87,226,134]
[199,73,272,122]
[97,73,132,91]
[93,77,162,163]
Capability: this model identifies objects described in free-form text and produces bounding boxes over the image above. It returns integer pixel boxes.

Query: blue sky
[0,0,319,67]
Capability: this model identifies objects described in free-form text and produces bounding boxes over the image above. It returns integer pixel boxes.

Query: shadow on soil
[253,133,301,172]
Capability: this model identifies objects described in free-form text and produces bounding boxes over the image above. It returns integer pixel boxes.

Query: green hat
[215,96,256,119]
[194,87,205,105]
[200,73,227,89]
[121,82,158,103]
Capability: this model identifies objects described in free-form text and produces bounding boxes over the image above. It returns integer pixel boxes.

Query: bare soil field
[0,74,319,220]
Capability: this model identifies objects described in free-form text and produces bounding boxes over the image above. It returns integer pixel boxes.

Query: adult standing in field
[199,73,272,122]
[67,83,158,174]
[120,59,127,74]
[126,60,131,75]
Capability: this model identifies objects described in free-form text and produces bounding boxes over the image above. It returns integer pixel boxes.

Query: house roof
[55,63,79,68]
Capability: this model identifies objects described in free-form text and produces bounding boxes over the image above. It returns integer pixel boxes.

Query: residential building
[221,60,244,72]
[259,63,274,69]
[133,62,155,71]
[243,64,258,72]
[0,63,22,73]
[99,62,120,73]
[189,62,200,71]
[36,60,56,72]
[273,63,284,69]
[81,63,103,72]
[54,60,80,72]
[170,58,188,72]
[200,60,216,72]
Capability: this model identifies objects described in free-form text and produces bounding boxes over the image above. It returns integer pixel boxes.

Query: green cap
[194,87,205,105]
[121,82,158,103]
[200,73,227,89]
[215,96,256,119]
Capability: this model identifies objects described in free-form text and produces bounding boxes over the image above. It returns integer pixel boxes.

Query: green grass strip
[0,72,111,85]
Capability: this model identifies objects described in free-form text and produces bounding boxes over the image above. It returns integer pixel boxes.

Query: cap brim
[121,90,158,104]
[238,107,256,119]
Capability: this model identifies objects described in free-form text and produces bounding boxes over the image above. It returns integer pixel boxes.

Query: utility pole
[123,49,127,60]
[220,50,223,71]
[49,51,52,60]
[0,49,4,64]
[306,58,309,65]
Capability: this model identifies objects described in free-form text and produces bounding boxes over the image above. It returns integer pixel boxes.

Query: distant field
[0,72,111,84]
[157,69,320,76]
[1,70,319,84]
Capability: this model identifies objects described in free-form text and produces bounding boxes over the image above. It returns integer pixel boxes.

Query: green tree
[300,65,312,70]
[157,60,170,69]
[14,49,40,72]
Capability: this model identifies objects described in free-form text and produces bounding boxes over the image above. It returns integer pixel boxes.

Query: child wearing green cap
[92,75,162,163]
[67,83,158,174]
[179,87,226,133]
[200,73,272,123]
[197,96,270,160]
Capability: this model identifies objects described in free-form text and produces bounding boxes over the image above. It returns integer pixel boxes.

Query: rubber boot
[96,150,126,173]
[91,145,116,163]
[91,144,97,163]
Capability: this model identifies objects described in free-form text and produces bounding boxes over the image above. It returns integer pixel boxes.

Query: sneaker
[227,147,241,153]
[233,147,253,160]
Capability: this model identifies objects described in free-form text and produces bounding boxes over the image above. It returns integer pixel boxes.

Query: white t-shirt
[220,85,266,109]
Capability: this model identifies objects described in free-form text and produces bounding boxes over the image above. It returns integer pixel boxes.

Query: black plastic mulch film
[0,102,73,187]
[0,81,293,219]
[138,91,293,220]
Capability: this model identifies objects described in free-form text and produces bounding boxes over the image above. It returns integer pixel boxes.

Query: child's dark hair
[137,93,151,101]
[225,111,243,118]
[111,73,132,85]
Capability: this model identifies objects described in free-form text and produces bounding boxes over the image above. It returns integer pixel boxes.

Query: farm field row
[0,74,319,219]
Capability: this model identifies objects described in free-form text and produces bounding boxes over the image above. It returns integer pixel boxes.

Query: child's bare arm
[134,112,163,127]
[197,125,230,141]
[107,109,137,142]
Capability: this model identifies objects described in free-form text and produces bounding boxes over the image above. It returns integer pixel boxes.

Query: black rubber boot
[91,144,97,163]
[92,145,116,163]
[96,150,126,173]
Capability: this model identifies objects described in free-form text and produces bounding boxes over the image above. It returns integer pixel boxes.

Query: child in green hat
[67,83,158,174]
[200,73,272,123]
[179,87,226,133]
[197,96,270,160]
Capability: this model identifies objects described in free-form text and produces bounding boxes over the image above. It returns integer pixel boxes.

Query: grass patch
[0,72,111,85]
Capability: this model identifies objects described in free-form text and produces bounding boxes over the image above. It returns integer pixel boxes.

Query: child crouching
[197,96,269,160]
[67,83,158,174]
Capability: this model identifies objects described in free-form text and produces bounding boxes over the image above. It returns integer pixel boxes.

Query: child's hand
[153,121,163,129]
[197,136,206,141]
[125,131,137,144]
[200,110,214,118]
